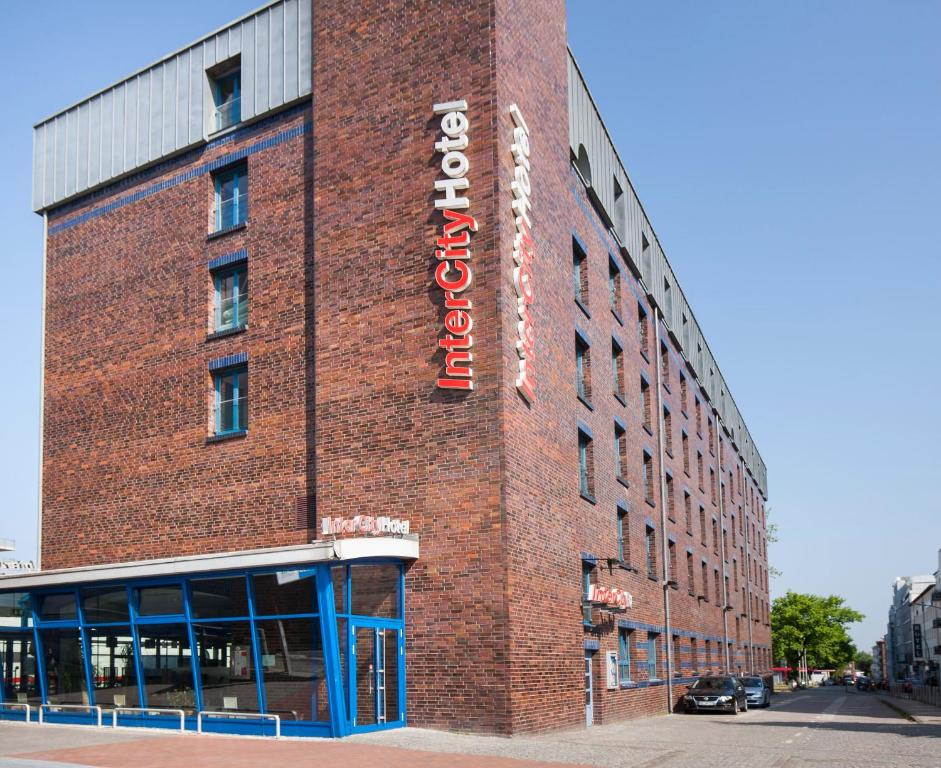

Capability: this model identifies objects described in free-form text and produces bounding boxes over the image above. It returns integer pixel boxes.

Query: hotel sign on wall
[432,100,478,391]
[509,104,536,403]
[587,584,632,610]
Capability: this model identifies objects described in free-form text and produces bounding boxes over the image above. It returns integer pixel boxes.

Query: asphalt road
[0,688,937,768]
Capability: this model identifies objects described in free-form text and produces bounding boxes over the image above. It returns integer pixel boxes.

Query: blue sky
[2,1,939,652]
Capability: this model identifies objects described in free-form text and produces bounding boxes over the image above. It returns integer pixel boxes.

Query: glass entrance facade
[0,560,406,737]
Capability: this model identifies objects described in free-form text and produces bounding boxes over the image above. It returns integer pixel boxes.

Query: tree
[854,650,873,675]
[771,592,863,675]
[766,507,782,579]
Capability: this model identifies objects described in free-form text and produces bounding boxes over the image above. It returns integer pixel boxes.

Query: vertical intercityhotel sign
[433,100,478,391]
[509,104,535,403]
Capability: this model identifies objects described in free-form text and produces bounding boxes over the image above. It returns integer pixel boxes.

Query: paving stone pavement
[1,687,938,768]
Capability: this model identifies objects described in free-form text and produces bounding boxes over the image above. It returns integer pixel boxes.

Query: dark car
[742,675,771,708]
[856,676,871,691]
[682,675,748,714]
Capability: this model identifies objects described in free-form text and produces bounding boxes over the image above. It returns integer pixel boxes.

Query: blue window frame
[213,264,248,331]
[577,428,592,499]
[618,628,632,683]
[214,164,248,232]
[647,632,659,680]
[213,366,248,435]
[616,507,627,562]
[212,69,241,132]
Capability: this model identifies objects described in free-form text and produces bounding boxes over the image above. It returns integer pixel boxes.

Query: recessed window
[647,631,659,679]
[611,339,624,401]
[213,164,248,232]
[663,406,673,455]
[641,377,652,432]
[576,335,591,403]
[645,524,657,579]
[701,561,709,601]
[614,422,628,481]
[213,263,248,332]
[682,431,690,475]
[687,552,695,595]
[617,505,629,563]
[668,540,677,583]
[578,428,594,500]
[608,258,622,317]
[660,342,670,389]
[684,490,692,534]
[211,65,241,132]
[213,365,248,435]
[643,450,655,504]
[637,302,649,358]
[699,505,707,544]
[680,372,688,413]
[665,472,675,521]
[573,237,588,308]
[618,627,632,683]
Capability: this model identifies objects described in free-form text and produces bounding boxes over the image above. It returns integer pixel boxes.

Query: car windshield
[743,677,763,687]
[690,677,733,691]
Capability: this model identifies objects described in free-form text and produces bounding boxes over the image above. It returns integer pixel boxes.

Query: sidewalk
[877,693,941,726]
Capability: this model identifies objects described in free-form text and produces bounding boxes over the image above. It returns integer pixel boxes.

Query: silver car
[742,675,771,708]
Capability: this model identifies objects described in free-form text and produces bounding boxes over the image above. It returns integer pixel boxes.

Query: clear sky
[2,1,939,653]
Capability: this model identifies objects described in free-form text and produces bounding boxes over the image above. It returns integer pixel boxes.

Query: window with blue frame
[211,67,241,132]
[647,632,659,680]
[618,628,632,683]
[213,366,248,435]
[616,506,628,563]
[213,263,248,332]
[213,164,248,232]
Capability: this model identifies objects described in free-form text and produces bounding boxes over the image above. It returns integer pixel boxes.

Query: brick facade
[36,0,770,736]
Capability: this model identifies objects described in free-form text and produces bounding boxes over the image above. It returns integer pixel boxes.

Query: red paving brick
[18,734,589,768]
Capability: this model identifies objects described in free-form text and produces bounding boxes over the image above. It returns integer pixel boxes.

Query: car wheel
[743,699,748,712]
[765,693,771,708]
[731,699,739,715]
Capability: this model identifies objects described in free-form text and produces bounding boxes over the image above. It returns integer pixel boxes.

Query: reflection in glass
[81,587,130,624]
[0,592,32,628]
[193,622,258,711]
[189,577,249,619]
[255,618,328,722]
[383,628,400,722]
[136,625,195,711]
[350,564,400,618]
[39,629,88,705]
[354,625,376,725]
[38,593,77,621]
[0,634,40,705]
[87,627,139,707]
[332,566,346,614]
[251,574,315,617]
[136,586,184,616]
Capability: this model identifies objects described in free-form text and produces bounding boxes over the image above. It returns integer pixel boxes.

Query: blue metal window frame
[577,429,591,497]
[0,560,406,737]
[212,263,248,332]
[213,365,248,436]
[647,632,659,680]
[212,70,241,132]
[213,164,248,231]
[618,627,632,684]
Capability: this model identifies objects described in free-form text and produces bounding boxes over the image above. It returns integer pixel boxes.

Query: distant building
[872,638,887,684]
[887,569,936,683]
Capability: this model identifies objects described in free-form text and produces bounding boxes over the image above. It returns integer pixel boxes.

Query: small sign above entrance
[321,516,411,537]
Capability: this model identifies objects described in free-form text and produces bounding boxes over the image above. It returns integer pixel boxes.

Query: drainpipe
[715,416,730,672]
[743,456,756,672]
[743,461,756,671]
[653,311,674,713]
[36,212,48,572]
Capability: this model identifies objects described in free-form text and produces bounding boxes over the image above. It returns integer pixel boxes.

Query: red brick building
[1,0,770,738]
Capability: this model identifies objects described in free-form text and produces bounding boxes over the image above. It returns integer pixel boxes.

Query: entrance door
[351,624,401,729]
[584,651,594,726]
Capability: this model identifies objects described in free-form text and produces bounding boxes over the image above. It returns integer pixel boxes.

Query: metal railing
[197,710,280,738]
[214,98,241,132]
[0,702,31,722]
[111,706,185,732]
[214,192,249,231]
[39,704,103,727]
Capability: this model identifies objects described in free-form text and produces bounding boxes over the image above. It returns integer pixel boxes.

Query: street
[0,688,938,768]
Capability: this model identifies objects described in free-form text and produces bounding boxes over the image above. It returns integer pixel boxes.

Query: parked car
[742,675,771,708]
[682,675,748,714]
[856,676,871,691]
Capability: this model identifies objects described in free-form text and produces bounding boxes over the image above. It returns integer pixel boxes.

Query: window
[614,422,628,481]
[668,540,677,584]
[663,406,673,455]
[660,342,670,389]
[665,473,675,521]
[680,372,688,413]
[708,417,715,454]
[213,365,248,435]
[576,335,591,403]
[725,575,731,606]
[723,528,729,560]
[645,524,657,578]
[637,302,649,358]
[686,551,695,594]
[647,632,659,679]
[663,277,673,319]
[710,468,717,504]
[714,569,721,606]
[213,263,248,332]
[684,491,692,534]
[643,450,655,505]
[682,431,690,475]
[611,339,625,401]
[697,451,704,490]
[573,237,588,308]
[672,634,681,676]
[690,637,698,674]
[578,428,594,500]
[641,377,653,431]
[733,559,739,591]
[608,258,622,317]
[699,505,707,543]
[617,505,629,563]
[712,518,719,555]
[618,628,632,683]
[705,639,713,671]
[701,561,709,601]
[641,232,651,279]
[731,516,737,547]
[695,397,702,435]
[213,164,248,231]
[211,65,241,132]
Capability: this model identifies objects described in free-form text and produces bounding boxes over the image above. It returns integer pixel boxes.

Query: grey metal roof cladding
[567,51,767,497]
[31,0,311,213]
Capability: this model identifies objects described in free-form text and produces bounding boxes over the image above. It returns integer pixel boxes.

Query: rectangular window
[690,637,698,675]
[611,339,624,401]
[682,431,690,475]
[699,505,707,544]
[701,561,709,601]
[214,365,248,435]
[714,569,721,606]
[211,66,241,132]
[697,451,704,490]
[647,632,659,680]
[614,423,627,481]
[710,468,717,504]
[660,342,670,389]
[680,372,688,413]
[723,528,729,560]
[672,634,681,677]
[708,417,715,454]
[684,491,692,534]
[578,428,594,500]
[705,639,712,671]
[641,377,652,431]
[731,516,737,547]
[665,473,675,521]
[695,397,702,436]
[668,540,677,583]
[618,628,632,683]
[645,524,657,578]
[608,258,622,317]
[255,618,329,721]
[663,406,673,455]
[617,506,628,563]
[576,336,591,403]
[637,302,649,358]
[213,263,248,332]
[643,450,655,504]
[573,237,588,307]
[687,552,695,595]
[712,518,719,555]
[213,164,248,231]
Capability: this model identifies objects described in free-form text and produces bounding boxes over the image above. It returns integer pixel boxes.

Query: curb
[877,695,936,725]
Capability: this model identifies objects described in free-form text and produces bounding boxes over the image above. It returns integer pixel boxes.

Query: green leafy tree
[854,650,873,675]
[771,592,863,673]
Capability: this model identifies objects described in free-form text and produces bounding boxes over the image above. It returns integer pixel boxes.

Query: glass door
[351,623,401,729]
[585,651,594,726]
